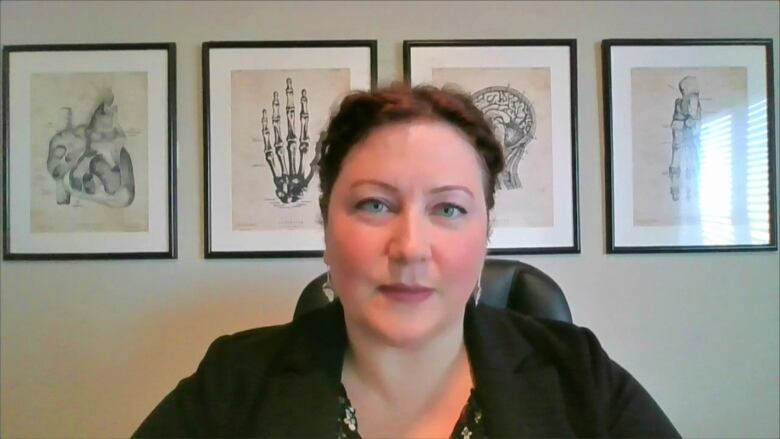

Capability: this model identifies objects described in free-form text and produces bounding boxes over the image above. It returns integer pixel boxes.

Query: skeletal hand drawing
[260,78,318,204]
[45,89,135,208]
[668,76,701,202]
[473,86,536,190]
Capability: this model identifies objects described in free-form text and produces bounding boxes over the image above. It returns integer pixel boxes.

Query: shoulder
[199,322,293,372]
[198,301,343,377]
[190,300,348,386]
[134,305,344,437]
[176,321,298,411]
[471,306,680,437]
[132,323,293,437]
[473,304,605,363]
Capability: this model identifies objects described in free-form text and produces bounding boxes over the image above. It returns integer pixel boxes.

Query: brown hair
[317,84,504,224]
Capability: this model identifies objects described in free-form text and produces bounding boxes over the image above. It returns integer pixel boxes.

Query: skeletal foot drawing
[45,89,135,208]
[260,78,318,203]
[668,75,701,202]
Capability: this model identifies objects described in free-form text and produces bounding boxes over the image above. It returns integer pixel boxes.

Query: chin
[379,325,439,348]
[367,307,460,348]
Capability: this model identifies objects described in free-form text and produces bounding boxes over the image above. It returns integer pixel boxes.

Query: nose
[387,208,432,263]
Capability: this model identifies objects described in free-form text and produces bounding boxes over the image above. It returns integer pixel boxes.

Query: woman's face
[324,120,489,347]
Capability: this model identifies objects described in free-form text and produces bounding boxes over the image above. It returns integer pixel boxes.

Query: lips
[377,284,434,303]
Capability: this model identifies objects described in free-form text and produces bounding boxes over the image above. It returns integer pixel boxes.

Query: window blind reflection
[745,99,770,244]
[698,114,735,244]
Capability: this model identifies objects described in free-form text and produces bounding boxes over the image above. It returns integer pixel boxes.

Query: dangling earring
[473,279,482,306]
[322,271,335,302]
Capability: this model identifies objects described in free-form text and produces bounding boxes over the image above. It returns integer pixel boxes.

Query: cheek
[324,218,379,288]
[435,224,487,296]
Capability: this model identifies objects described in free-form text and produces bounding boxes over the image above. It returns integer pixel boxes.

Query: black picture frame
[2,43,177,260]
[602,38,776,253]
[203,40,377,258]
[404,39,580,254]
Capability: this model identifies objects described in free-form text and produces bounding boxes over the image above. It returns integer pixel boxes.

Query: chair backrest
[294,258,572,323]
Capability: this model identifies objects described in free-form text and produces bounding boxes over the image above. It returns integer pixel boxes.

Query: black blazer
[134,302,679,438]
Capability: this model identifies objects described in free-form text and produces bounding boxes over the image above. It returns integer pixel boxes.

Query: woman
[134,85,679,438]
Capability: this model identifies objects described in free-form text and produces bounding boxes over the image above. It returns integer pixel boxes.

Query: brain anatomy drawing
[472,85,536,190]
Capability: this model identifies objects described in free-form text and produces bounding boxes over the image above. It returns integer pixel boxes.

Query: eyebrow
[349,179,475,198]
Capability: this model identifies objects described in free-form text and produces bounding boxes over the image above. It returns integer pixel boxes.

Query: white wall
[1,1,778,437]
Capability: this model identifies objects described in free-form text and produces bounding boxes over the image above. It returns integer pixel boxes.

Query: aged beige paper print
[631,67,748,227]
[231,68,350,231]
[30,72,149,233]
[432,67,553,227]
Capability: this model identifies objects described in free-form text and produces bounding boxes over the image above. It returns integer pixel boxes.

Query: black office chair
[294,258,573,323]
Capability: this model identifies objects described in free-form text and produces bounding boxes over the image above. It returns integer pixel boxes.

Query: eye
[356,198,391,214]
[434,203,467,219]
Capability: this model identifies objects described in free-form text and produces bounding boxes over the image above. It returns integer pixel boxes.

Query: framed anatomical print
[404,39,580,254]
[203,40,376,257]
[2,43,177,260]
[603,39,776,253]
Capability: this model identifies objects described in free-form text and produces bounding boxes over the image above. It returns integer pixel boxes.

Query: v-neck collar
[252,301,573,437]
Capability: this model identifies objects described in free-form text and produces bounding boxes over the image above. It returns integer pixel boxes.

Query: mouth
[377,283,435,303]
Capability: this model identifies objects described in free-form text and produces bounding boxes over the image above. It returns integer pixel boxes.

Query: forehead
[336,120,486,190]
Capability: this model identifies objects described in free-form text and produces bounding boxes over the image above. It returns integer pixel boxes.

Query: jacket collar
[250,302,347,437]
[256,301,571,437]
[465,303,574,437]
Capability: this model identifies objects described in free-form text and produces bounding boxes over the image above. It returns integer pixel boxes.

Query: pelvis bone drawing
[45,90,135,208]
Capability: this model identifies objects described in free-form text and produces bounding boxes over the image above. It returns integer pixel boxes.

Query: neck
[341,310,471,405]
